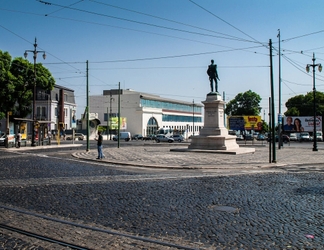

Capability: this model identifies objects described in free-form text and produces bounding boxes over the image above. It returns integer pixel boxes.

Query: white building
[90,89,204,138]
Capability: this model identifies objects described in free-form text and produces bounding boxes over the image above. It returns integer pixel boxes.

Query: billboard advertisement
[228,116,262,131]
[110,117,127,130]
[283,116,322,132]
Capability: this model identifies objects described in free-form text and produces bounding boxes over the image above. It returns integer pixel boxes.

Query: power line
[282,29,324,43]
[43,45,265,64]
[188,0,267,48]
[0,7,257,48]
[88,0,251,42]
[37,0,259,43]
[44,0,84,16]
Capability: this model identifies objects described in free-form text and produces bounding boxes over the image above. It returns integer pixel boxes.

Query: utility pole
[110,91,113,140]
[117,82,121,148]
[269,39,276,163]
[277,29,282,149]
[192,99,195,136]
[86,60,90,151]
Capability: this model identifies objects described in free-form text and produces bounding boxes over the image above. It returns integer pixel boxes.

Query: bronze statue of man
[207,59,220,92]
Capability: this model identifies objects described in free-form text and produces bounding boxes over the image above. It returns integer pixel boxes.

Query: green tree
[225,90,262,116]
[284,91,324,116]
[261,120,269,133]
[0,51,16,119]
[0,50,55,120]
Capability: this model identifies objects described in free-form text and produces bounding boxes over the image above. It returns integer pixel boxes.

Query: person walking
[95,131,104,159]
[17,131,22,148]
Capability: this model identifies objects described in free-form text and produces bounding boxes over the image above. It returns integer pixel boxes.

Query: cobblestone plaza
[0,144,323,249]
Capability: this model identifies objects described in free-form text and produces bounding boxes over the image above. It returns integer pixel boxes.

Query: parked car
[113,132,131,141]
[267,134,290,143]
[66,133,85,140]
[236,135,244,140]
[144,134,156,141]
[0,134,6,146]
[289,133,299,141]
[299,132,310,142]
[155,134,174,143]
[75,133,84,140]
[132,134,143,140]
[244,134,254,140]
[316,131,323,141]
[171,134,184,142]
[256,134,266,141]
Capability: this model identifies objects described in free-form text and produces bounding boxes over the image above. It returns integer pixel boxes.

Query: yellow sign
[109,117,127,130]
[228,115,262,130]
[20,122,27,140]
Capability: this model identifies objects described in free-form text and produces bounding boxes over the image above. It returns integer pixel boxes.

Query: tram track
[0,204,198,250]
[0,223,87,249]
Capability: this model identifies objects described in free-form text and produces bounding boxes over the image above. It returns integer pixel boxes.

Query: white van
[113,132,131,141]
[316,131,323,141]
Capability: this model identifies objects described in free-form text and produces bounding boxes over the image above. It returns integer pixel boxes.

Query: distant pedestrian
[95,131,104,159]
[16,131,22,148]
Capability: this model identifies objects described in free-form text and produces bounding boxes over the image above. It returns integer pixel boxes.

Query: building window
[36,107,46,120]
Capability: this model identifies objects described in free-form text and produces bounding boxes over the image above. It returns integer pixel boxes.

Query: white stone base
[188,134,239,150]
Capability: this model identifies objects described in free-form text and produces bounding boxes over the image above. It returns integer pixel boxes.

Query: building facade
[90,89,203,138]
[0,84,76,138]
[35,84,76,132]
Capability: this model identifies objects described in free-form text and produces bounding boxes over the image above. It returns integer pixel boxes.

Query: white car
[289,133,298,141]
[300,132,310,141]
[171,135,184,142]
[0,134,5,146]
[155,134,174,143]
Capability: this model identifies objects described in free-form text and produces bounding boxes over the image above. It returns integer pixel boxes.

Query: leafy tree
[225,90,262,116]
[0,51,16,119]
[261,120,269,133]
[284,91,324,116]
[0,50,55,120]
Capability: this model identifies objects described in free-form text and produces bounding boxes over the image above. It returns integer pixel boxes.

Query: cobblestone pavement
[71,144,324,169]
[0,145,324,249]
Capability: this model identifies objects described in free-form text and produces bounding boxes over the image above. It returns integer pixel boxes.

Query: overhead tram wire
[44,0,84,16]
[37,0,259,43]
[281,53,324,82]
[0,22,85,76]
[88,0,250,43]
[282,29,324,43]
[188,0,268,49]
[41,45,264,65]
[88,45,265,64]
[0,7,258,47]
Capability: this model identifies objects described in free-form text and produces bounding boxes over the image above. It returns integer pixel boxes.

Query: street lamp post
[109,94,114,140]
[192,99,195,136]
[24,38,46,146]
[306,53,322,152]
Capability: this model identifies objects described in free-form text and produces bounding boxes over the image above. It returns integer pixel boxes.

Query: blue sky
[1,0,324,121]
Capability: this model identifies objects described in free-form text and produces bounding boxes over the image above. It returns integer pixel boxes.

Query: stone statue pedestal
[188,92,241,151]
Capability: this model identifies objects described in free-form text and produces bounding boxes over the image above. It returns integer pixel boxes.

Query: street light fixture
[24,38,46,146]
[306,53,322,151]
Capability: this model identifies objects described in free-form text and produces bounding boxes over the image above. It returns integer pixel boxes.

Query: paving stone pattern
[74,145,324,169]
[0,147,324,249]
